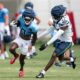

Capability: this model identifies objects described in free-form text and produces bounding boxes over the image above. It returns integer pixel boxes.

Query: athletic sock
[41,70,46,75]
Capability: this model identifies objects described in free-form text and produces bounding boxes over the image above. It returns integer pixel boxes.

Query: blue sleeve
[31,23,38,33]
[17,16,22,27]
[18,9,25,14]
[3,8,9,15]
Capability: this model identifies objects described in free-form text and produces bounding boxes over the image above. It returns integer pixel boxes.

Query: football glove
[39,43,48,51]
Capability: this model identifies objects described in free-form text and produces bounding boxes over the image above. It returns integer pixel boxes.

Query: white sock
[4,51,9,58]
[26,52,30,59]
[0,53,5,60]
[41,70,46,75]
[70,57,74,62]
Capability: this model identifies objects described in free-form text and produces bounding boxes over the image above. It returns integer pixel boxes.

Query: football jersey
[53,15,73,42]
[0,8,9,23]
[18,16,38,36]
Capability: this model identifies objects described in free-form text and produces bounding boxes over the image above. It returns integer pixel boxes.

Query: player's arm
[39,26,67,51]
[35,16,41,25]
[47,28,64,45]
[28,32,37,52]
[38,27,54,39]
[48,17,53,26]
[31,32,37,46]
[5,14,9,26]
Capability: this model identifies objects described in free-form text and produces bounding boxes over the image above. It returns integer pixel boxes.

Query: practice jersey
[53,15,73,42]
[0,8,9,23]
[18,16,38,36]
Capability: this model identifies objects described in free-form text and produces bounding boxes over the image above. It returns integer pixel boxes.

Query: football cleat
[19,70,24,78]
[33,52,37,56]
[54,62,61,67]
[36,73,44,78]
[10,54,19,64]
[71,62,76,69]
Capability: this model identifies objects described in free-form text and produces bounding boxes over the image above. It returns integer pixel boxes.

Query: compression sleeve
[47,29,64,45]
[31,32,37,46]
[37,27,54,39]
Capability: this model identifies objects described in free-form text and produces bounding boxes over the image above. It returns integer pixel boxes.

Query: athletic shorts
[12,36,32,55]
[54,41,72,56]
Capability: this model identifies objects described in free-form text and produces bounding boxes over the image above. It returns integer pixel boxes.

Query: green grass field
[0,43,80,80]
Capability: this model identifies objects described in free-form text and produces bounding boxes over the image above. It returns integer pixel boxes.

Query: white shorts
[0,23,5,41]
[12,36,33,55]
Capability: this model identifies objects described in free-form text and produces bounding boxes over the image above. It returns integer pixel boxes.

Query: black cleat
[54,63,61,67]
[33,52,37,56]
[36,73,44,78]
[71,62,76,69]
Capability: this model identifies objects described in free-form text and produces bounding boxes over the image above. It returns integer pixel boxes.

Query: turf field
[0,43,80,80]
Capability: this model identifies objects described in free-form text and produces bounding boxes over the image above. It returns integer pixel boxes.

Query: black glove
[39,43,48,51]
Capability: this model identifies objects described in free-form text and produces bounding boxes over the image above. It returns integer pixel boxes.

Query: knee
[9,48,15,53]
[51,53,58,59]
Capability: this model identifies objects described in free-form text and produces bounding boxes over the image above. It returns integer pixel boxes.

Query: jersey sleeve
[18,9,25,14]
[31,23,38,33]
[3,8,9,16]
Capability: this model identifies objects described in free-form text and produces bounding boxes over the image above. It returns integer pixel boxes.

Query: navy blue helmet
[24,2,33,9]
[51,5,66,19]
[22,9,35,21]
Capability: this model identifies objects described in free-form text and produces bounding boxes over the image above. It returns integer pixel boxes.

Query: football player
[36,5,76,78]
[9,9,38,77]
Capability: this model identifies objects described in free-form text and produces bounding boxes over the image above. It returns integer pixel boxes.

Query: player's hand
[39,43,48,51]
[10,20,17,27]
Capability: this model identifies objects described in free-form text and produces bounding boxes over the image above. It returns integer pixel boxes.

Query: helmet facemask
[23,16,33,26]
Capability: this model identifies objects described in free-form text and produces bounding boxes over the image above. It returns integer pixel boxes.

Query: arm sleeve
[37,27,54,39]
[31,32,37,46]
[47,29,64,45]
[4,8,9,16]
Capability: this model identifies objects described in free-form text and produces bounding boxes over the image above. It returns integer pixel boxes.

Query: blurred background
[0,0,80,43]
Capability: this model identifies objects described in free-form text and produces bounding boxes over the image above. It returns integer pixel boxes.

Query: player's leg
[9,42,19,64]
[36,42,76,78]
[0,32,5,59]
[64,49,76,69]
[53,40,62,67]
[19,54,26,77]
[58,42,76,69]
[36,51,57,78]
[36,40,63,78]
[19,42,31,77]
[32,46,37,56]
[0,41,5,59]
[3,35,12,58]
[54,57,61,67]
